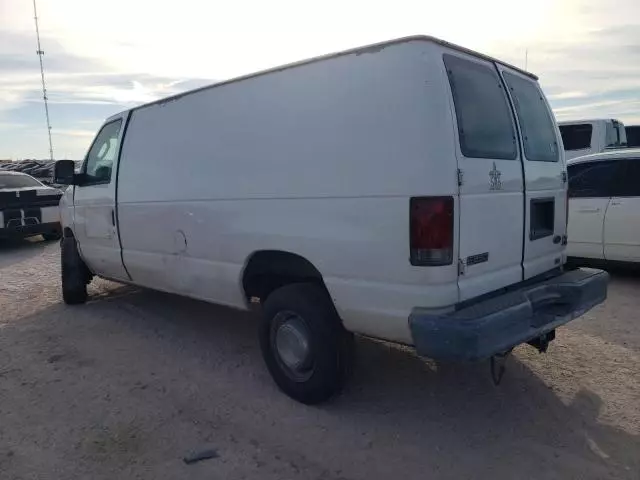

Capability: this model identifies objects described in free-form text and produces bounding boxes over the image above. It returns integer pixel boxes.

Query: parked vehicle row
[51,35,608,404]
[0,171,62,240]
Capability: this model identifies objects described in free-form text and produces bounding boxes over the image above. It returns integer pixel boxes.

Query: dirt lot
[0,239,638,480]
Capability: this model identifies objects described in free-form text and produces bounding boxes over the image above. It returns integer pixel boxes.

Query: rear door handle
[610,200,622,206]
[578,208,600,213]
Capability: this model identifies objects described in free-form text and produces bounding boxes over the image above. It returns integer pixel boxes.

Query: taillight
[410,196,454,266]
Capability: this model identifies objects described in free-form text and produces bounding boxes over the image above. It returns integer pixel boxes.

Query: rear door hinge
[457,168,464,186]
[561,171,567,184]
[458,258,466,276]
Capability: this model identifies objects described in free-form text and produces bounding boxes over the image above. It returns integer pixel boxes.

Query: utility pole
[32,0,54,161]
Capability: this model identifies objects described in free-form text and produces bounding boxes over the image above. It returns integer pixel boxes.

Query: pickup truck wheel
[260,283,354,404]
[61,236,88,305]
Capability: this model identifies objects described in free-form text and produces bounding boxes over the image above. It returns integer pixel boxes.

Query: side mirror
[53,160,77,185]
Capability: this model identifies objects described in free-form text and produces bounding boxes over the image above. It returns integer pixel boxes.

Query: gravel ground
[0,239,639,480]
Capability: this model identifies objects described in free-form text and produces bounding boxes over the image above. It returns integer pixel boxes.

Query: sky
[1,0,639,159]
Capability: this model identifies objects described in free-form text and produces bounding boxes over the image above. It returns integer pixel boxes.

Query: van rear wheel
[61,236,88,305]
[259,283,354,404]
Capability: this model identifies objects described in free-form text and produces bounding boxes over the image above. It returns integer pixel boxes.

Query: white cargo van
[559,119,627,160]
[54,36,608,404]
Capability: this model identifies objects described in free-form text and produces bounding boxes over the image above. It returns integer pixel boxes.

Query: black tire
[43,232,62,241]
[61,236,88,305]
[260,283,354,404]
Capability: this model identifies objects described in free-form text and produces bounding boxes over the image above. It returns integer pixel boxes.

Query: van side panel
[116,40,459,344]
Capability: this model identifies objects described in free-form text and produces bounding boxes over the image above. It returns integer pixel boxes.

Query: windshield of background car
[0,174,44,189]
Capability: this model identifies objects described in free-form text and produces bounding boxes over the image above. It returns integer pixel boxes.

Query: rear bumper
[0,221,61,239]
[409,268,609,361]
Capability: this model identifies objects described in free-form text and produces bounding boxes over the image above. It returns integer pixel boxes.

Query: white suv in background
[567,148,640,264]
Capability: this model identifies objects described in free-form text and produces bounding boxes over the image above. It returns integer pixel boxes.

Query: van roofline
[114,35,536,116]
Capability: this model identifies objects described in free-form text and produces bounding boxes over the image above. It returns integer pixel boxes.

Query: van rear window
[444,54,517,160]
[559,124,592,151]
[502,72,559,162]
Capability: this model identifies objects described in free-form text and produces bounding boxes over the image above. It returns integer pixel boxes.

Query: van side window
[83,119,122,185]
[502,72,559,162]
[567,160,620,198]
[443,54,516,160]
[560,124,592,151]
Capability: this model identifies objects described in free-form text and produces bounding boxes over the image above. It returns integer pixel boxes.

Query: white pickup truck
[54,36,608,404]
[0,171,62,241]
[559,119,627,160]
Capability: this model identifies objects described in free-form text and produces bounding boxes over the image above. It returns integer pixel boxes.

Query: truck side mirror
[53,160,77,185]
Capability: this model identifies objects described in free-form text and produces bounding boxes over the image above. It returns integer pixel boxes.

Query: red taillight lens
[410,196,454,266]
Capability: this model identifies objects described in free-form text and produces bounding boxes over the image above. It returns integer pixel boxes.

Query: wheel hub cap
[275,316,311,371]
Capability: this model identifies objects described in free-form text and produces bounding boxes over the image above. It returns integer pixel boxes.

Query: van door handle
[610,200,622,206]
[578,207,600,213]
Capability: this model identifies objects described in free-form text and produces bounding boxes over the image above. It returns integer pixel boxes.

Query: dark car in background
[0,171,62,241]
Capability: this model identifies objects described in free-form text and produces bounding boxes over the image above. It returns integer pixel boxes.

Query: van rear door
[499,68,565,279]
[443,53,525,301]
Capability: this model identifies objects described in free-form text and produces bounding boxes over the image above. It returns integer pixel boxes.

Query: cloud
[53,128,96,138]
[1,0,639,157]
[0,28,214,158]
[488,17,640,125]
[0,30,213,110]
[548,91,590,100]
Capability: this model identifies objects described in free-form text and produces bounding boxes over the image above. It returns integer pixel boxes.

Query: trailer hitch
[527,329,556,353]
[490,348,513,386]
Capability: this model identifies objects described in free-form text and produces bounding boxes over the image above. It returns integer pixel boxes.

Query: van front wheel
[61,236,88,305]
[259,283,354,405]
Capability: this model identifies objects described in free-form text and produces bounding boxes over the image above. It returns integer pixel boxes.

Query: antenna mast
[32,0,54,161]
